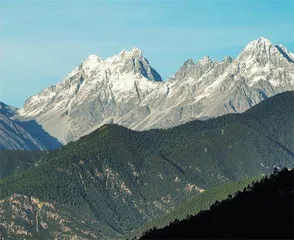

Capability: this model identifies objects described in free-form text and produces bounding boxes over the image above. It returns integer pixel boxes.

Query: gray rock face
[0,102,42,150]
[18,38,294,144]
[0,102,61,150]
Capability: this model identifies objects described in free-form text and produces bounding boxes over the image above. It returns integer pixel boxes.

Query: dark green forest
[128,174,263,239]
[0,150,45,179]
[0,91,293,239]
[141,168,294,239]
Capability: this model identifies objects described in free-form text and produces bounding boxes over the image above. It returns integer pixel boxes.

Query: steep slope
[0,102,61,150]
[130,174,263,239]
[142,168,294,239]
[243,90,294,152]
[0,92,293,239]
[0,194,101,239]
[18,49,163,144]
[18,37,294,144]
[0,150,45,179]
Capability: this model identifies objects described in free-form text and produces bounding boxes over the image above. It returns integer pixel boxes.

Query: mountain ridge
[3,37,294,146]
[0,91,293,239]
[0,102,61,150]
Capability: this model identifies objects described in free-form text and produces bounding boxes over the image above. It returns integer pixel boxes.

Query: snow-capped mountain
[0,102,61,150]
[18,37,294,144]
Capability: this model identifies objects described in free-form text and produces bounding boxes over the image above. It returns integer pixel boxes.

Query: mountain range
[1,37,293,148]
[1,36,293,239]
[0,91,293,239]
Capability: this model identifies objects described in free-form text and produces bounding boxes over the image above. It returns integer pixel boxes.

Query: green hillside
[0,150,45,179]
[142,168,294,239]
[0,91,293,239]
[129,174,263,239]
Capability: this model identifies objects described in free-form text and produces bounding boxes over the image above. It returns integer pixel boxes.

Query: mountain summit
[18,38,294,144]
[238,37,294,66]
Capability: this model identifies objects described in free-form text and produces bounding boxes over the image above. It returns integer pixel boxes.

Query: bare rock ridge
[0,102,61,150]
[9,37,294,144]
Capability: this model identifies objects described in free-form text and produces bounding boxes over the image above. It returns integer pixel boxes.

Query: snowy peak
[238,37,294,66]
[104,47,162,82]
[118,47,143,58]
[239,37,275,60]
[197,56,214,72]
[241,37,274,54]
[73,48,162,82]
[107,47,145,63]
[17,38,294,144]
[171,55,232,83]
[80,54,103,74]
[248,37,272,48]
[85,54,102,61]
[83,54,102,66]
[19,47,163,127]
[198,56,213,65]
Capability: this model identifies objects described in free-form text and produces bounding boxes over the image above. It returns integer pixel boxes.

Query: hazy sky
[1,0,293,107]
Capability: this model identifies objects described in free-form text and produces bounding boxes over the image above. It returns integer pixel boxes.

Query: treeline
[141,168,294,239]
[127,174,263,239]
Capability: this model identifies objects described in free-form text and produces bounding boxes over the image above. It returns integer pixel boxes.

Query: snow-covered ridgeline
[17,37,294,144]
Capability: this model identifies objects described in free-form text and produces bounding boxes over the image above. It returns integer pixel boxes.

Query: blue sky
[1,0,293,107]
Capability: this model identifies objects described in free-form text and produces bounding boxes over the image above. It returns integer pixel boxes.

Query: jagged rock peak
[185,58,195,64]
[237,36,294,66]
[239,37,273,55]
[85,54,102,61]
[180,58,195,68]
[244,37,273,50]
[104,47,162,81]
[198,56,213,64]
[222,56,233,63]
[117,47,143,59]
[80,54,103,73]
[17,38,294,144]
[81,48,145,68]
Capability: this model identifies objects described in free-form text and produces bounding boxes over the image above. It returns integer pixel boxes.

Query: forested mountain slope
[0,92,293,239]
[129,174,263,239]
[0,150,44,179]
[142,168,294,239]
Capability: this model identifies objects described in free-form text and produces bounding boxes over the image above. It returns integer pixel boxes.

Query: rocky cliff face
[18,37,294,144]
[0,102,61,150]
